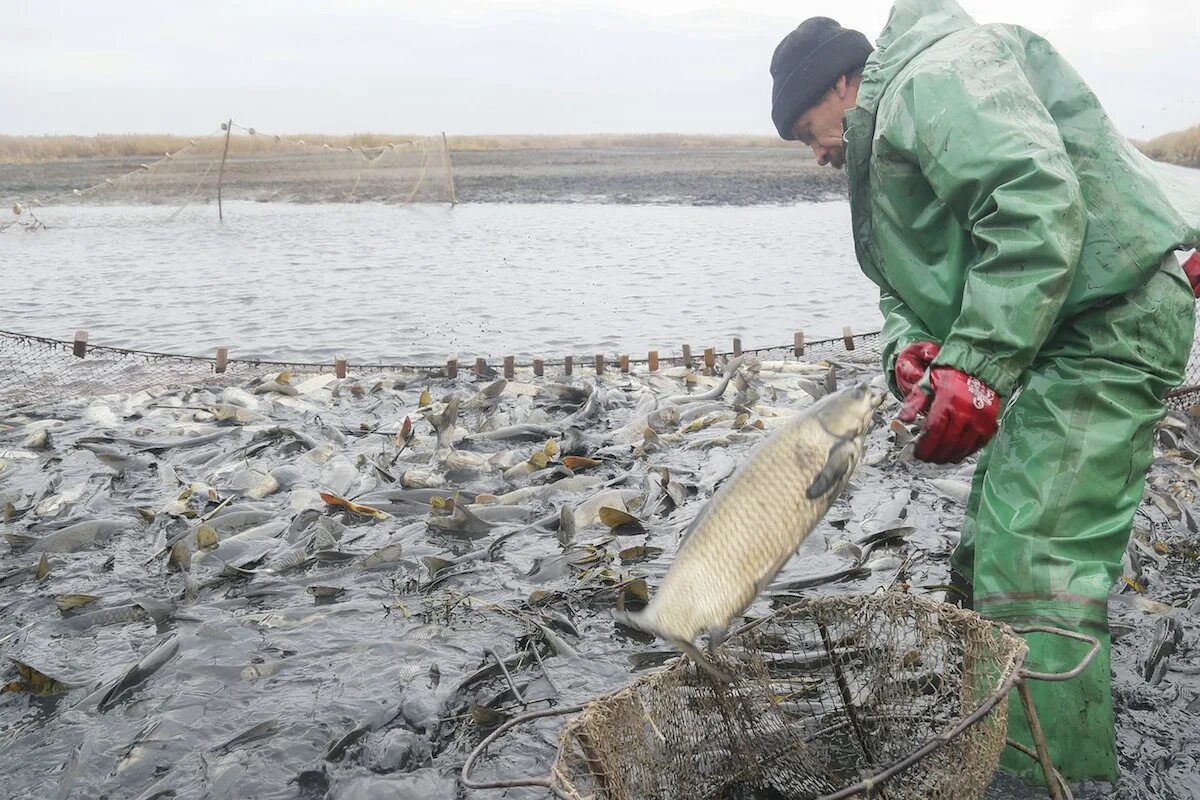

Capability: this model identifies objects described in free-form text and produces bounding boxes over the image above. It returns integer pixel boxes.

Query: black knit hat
[771,17,873,140]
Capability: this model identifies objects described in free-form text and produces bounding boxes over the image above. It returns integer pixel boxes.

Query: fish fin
[611,610,733,683]
[674,638,733,683]
[4,533,37,552]
[823,364,838,394]
[806,437,853,500]
[707,626,728,656]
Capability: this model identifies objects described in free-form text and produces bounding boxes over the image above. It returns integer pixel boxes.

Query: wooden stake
[334,356,347,379]
[704,348,715,370]
[442,131,458,206]
[595,354,605,374]
[794,331,805,357]
[843,326,855,351]
[563,356,573,376]
[648,351,659,372]
[217,118,232,223]
[681,344,692,367]
[503,355,515,380]
[214,347,228,374]
[533,358,544,377]
[72,330,89,359]
[446,358,458,379]
[475,357,487,377]
[619,355,629,373]
[733,337,742,357]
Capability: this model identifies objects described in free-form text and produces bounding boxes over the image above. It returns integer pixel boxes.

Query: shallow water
[0,201,877,363]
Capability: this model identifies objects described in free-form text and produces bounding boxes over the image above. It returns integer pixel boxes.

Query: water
[0,202,877,363]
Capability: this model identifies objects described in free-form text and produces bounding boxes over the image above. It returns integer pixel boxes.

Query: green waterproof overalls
[844,0,1200,782]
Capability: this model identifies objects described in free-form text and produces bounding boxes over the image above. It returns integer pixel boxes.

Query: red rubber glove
[1183,252,1200,298]
[897,367,999,464]
[894,341,941,397]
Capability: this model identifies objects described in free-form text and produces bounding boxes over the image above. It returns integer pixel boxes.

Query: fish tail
[4,533,36,551]
[610,606,651,633]
[610,608,734,684]
[674,638,734,684]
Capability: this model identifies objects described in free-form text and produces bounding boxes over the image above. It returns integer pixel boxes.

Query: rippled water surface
[1,202,877,362]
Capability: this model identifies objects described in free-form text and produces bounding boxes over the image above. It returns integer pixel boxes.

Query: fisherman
[769,0,1200,785]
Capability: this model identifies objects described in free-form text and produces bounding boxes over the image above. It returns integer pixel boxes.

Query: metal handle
[1010,625,1100,682]
[460,704,584,799]
[1006,738,1075,800]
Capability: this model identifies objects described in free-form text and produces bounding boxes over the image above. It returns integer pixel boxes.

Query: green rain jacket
[845,0,1200,398]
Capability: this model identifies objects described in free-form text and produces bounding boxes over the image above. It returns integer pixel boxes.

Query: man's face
[789,76,857,169]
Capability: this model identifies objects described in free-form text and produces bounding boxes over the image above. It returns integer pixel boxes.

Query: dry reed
[1136,124,1200,169]
[0,133,788,164]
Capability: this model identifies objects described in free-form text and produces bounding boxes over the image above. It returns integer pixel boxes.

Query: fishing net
[1166,315,1200,411]
[4,122,456,228]
[0,329,883,410]
[5,318,1198,416]
[549,594,1027,800]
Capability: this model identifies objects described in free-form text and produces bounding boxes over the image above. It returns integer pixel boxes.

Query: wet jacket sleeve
[879,288,934,399]
[894,58,1085,396]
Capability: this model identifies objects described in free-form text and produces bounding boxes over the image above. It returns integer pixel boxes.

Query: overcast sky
[3,0,1197,139]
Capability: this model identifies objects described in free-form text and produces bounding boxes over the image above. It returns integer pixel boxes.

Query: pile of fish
[1,350,1197,800]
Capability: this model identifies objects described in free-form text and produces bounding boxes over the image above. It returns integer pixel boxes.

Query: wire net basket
[466,594,1046,800]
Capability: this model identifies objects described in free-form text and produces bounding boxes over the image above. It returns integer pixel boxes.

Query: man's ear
[833,74,849,98]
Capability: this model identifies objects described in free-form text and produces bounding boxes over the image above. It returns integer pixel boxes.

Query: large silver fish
[614,383,884,678]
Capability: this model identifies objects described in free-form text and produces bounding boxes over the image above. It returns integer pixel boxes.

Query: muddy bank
[0,148,846,207]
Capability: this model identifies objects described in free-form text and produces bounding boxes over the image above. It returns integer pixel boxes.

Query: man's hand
[1183,252,1200,298]
[894,341,941,397]
[897,367,999,464]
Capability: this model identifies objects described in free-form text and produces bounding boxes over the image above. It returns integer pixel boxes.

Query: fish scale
[616,384,883,667]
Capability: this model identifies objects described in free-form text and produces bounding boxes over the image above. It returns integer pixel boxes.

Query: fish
[318,492,389,520]
[211,720,281,755]
[660,357,747,406]
[477,423,559,442]
[113,720,166,775]
[422,396,461,450]
[5,518,128,553]
[56,733,94,800]
[98,635,180,711]
[427,504,493,536]
[75,443,155,476]
[612,384,883,680]
[246,465,305,500]
[1143,616,1182,685]
[929,478,972,505]
[65,598,176,631]
[400,469,445,489]
[358,543,404,571]
[79,428,236,452]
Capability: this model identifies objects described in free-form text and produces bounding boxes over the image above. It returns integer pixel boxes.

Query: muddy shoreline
[0,148,847,207]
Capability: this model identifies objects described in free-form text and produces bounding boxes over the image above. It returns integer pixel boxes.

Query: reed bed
[1137,124,1200,169]
[0,133,789,164]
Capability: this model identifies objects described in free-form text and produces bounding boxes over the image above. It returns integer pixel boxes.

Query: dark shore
[0,147,848,207]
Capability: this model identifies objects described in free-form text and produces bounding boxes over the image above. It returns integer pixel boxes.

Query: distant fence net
[4,326,1200,412]
[3,121,456,229]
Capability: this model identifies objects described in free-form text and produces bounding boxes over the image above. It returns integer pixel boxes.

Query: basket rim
[552,591,1031,800]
